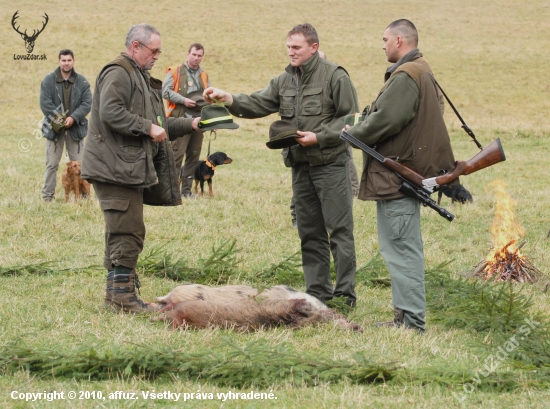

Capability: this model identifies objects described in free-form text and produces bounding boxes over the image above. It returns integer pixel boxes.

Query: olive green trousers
[292,152,357,306]
[172,130,204,195]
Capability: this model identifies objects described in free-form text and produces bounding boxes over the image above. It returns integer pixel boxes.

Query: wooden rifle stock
[422,138,506,190]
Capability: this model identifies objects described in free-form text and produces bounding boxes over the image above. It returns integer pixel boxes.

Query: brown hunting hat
[197,105,240,131]
[267,120,303,149]
[185,90,207,117]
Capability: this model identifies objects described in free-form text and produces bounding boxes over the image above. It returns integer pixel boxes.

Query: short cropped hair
[386,19,418,46]
[125,24,160,48]
[58,49,74,59]
[188,43,204,53]
[288,23,319,46]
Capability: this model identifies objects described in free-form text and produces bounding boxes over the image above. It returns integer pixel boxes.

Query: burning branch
[472,241,541,283]
[471,181,543,283]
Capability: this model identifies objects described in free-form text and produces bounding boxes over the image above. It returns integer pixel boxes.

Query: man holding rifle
[344,19,459,332]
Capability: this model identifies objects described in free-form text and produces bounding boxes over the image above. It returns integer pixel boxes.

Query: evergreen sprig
[0,338,398,387]
[426,262,535,332]
[137,239,240,284]
[0,261,101,276]
[254,251,303,286]
[3,338,550,391]
[355,252,391,287]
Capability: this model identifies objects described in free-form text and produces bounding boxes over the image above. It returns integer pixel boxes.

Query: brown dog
[152,284,362,332]
[61,161,90,202]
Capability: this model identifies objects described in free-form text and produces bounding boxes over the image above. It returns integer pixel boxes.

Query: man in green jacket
[345,19,458,332]
[204,23,359,307]
[82,24,201,313]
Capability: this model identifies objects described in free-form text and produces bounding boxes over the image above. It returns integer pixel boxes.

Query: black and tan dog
[193,152,232,197]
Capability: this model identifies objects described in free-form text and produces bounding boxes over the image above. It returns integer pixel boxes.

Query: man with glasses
[163,44,209,198]
[82,24,201,313]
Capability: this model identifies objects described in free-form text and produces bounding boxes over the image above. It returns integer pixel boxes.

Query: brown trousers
[92,180,145,270]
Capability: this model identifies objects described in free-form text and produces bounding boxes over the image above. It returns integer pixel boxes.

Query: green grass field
[1,0,550,407]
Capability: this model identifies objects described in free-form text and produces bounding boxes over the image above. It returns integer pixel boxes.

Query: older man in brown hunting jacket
[82,24,200,313]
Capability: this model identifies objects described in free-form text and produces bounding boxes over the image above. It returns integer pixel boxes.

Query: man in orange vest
[163,43,209,197]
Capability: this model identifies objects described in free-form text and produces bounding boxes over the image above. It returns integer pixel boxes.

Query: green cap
[198,105,239,131]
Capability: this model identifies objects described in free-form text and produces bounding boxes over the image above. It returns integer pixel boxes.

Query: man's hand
[203,87,233,106]
[343,124,351,131]
[295,131,318,147]
[184,98,197,108]
[191,117,201,132]
[149,123,167,143]
[64,116,75,128]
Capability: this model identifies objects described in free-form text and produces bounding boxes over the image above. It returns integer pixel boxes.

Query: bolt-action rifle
[339,131,506,222]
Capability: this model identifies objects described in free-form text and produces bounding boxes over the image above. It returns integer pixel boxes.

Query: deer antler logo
[11,11,49,54]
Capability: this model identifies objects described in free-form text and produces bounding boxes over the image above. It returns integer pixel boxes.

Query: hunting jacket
[81,54,193,205]
[229,52,359,166]
[40,67,92,141]
[349,49,457,201]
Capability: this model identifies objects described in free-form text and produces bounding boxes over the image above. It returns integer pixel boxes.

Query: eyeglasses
[139,42,162,55]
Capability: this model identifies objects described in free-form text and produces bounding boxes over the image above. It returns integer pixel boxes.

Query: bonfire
[472,180,542,283]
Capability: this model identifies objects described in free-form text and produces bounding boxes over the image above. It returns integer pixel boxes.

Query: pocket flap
[116,148,146,163]
[100,198,129,212]
[280,89,296,97]
[302,87,322,96]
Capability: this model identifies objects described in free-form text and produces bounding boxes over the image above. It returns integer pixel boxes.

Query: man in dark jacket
[40,50,92,201]
[204,24,359,307]
[81,24,200,313]
[345,19,458,332]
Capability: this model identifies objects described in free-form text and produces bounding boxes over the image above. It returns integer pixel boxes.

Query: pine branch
[426,264,536,332]
[0,338,398,387]
[255,251,303,286]
[0,262,102,276]
[137,239,241,284]
[355,252,391,287]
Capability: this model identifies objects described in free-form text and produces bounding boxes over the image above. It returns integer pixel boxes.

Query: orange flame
[486,179,525,262]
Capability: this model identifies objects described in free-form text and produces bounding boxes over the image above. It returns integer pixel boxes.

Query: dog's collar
[205,158,216,171]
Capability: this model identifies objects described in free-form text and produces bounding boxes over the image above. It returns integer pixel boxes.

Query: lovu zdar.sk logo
[12,10,48,60]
